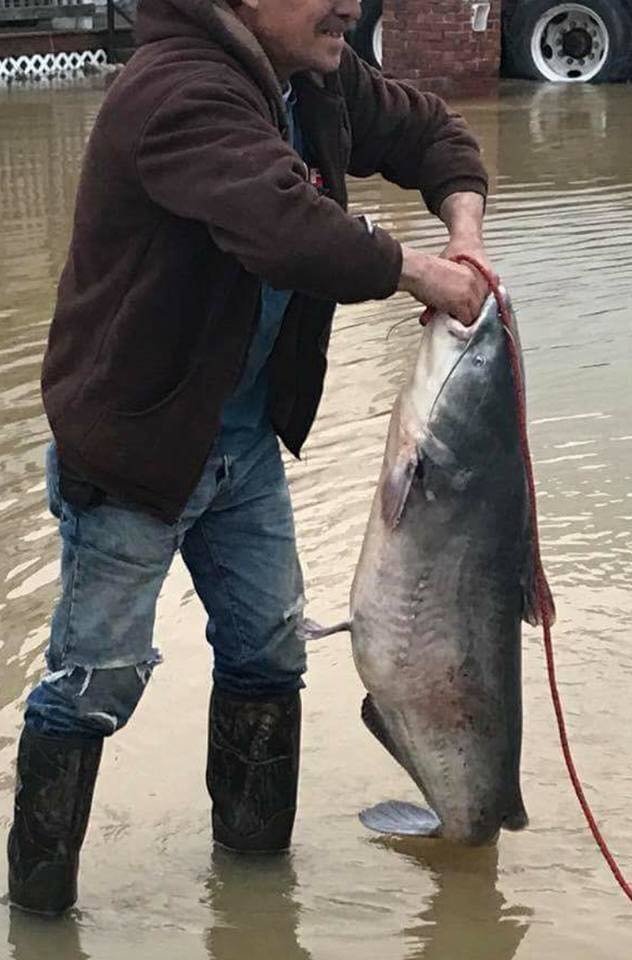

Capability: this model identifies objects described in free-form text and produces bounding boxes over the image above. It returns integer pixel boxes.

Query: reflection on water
[0,83,106,759]
[7,908,90,960]
[203,842,531,960]
[390,841,530,960]
[0,78,631,959]
[204,849,311,960]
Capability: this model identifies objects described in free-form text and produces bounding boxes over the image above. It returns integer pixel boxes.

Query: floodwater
[1,75,631,960]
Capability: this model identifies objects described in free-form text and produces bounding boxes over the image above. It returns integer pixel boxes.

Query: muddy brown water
[0,76,631,960]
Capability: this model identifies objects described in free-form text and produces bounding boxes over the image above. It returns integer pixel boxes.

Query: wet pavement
[0,77,631,959]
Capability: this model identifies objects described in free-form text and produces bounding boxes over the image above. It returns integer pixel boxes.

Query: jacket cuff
[424,177,488,217]
[342,224,402,304]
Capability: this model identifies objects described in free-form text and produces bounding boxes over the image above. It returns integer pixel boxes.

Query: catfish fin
[380,453,422,529]
[361,694,412,777]
[297,617,352,641]
[521,553,556,627]
[359,801,442,837]
[503,800,529,832]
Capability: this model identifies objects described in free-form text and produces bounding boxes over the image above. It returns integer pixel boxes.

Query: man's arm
[339,49,494,319]
[137,72,487,321]
[136,75,403,305]
[398,194,495,324]
[339,47,488,215]
[438,191,496,304]
[439,192,485,244]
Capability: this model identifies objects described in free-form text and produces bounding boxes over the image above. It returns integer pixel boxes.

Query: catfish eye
[472,354,487,367]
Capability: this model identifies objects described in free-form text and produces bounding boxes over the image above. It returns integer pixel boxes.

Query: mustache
[317,17,350,31]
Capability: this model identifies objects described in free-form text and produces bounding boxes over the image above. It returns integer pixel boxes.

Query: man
[7,0,493,916]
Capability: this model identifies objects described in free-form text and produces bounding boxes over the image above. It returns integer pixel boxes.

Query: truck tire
[351,0,383,69]
[504,0,632,82]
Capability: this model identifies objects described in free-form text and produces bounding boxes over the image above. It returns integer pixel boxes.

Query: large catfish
[308,289,554,844]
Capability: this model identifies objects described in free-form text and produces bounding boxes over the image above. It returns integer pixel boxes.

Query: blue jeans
[25,432,306,739]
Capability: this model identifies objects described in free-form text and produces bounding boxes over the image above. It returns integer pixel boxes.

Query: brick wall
[382,0,502,96]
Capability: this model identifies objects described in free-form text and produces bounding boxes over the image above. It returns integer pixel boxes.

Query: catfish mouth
[423,291,501,429]
[446,316,480,343]
[443,288,502,345]
[424,323,481,426]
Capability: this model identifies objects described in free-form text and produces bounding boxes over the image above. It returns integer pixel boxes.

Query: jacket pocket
[109,362,202,419]
[77,361,216,512]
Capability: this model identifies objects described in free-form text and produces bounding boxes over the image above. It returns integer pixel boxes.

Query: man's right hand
[397,245,489,326]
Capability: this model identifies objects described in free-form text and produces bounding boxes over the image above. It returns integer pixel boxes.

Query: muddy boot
[8,728,103,915]
[207,690,301,853]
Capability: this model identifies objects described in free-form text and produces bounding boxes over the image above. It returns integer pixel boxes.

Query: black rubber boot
[207,690,301,853]
[8,728,103,916]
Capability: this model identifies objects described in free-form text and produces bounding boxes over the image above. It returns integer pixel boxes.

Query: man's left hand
[440,236,497,284]
[438,192,498,317]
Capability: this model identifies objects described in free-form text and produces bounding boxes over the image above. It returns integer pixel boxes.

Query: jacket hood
[135,0,287,125]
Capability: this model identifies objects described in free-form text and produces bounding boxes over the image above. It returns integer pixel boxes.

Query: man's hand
[398,192,498,325]
[438,191,498,311]
[398,246,488,326]
[438,234,496,317]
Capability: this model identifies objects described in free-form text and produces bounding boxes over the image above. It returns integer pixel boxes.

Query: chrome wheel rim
[372,16,383,67]
[531,3,610,82]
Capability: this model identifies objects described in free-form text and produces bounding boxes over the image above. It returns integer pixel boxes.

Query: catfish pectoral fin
[380,454,422,529]
[361,694,413,777]
[359,801,442,837]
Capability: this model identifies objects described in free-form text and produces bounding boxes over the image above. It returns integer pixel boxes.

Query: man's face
[244,0,362,79]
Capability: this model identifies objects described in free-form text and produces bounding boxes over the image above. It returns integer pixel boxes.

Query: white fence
[0,48,108,83]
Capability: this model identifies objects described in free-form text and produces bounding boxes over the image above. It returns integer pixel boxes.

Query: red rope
[446,254,632,900]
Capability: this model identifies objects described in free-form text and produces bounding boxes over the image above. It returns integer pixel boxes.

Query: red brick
[382,0,501,91]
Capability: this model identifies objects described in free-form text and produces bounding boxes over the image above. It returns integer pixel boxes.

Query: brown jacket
[42,0,488,522]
